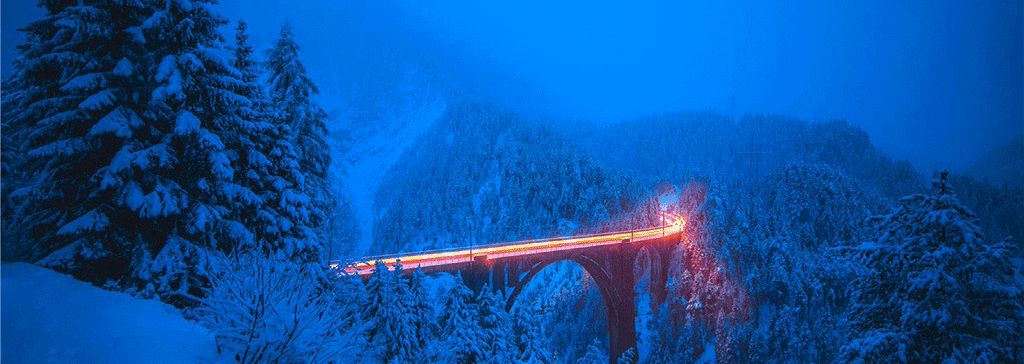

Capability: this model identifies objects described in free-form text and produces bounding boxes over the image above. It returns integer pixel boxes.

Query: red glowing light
[335,211,686,276]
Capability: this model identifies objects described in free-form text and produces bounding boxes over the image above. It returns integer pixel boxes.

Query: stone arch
[501,255,611,312]
[450,233,682,364]
[487,248,644,364]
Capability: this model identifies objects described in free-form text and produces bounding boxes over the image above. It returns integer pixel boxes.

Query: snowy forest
[2,0,1023,363]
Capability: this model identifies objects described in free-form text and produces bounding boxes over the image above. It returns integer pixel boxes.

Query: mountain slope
[373,102,654,254]
[321,84,446,256]
[969,135,1023,189]
[581,112,924,198]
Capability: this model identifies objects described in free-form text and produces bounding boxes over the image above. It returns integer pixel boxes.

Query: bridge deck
[332,212,685,276]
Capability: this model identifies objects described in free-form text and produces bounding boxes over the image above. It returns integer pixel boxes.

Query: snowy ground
[1,263,227,364]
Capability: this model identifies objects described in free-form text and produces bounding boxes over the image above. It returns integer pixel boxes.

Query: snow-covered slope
[1,263,226,364]
[324,95,446,255]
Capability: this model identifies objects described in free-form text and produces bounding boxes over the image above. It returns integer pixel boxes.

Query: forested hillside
[578,112,923,198]
[969,135,1023,190]
[372,102,666,360]
[376,105,1024,362]
[374,102,656,254]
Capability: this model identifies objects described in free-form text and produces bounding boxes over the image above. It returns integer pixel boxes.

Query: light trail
[332,211,685,277]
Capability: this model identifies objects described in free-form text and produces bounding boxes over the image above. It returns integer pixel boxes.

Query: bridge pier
[600,245,640,363]
[462,262,491,294]
[648,246,671,312]
[488,235,680,363]
[389,232,683,364]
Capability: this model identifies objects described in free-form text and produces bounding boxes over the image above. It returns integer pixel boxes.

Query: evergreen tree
[640,306,693,364]
[264,20,332,247]
[408,268,436,352]
[229,20,317,261]
[0,92,16,252]
[362,261,418,362]
[477,286,516,364]
[130,0,271,303]
[615,348,638,364]
[1,0,331,303]
[435,272,484,364]
[575,339,608,364]
[841,171,1022,363]
[512,304,553,364]
[2,0,151,283]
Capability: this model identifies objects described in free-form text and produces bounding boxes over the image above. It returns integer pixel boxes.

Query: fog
[3,0,1021,172]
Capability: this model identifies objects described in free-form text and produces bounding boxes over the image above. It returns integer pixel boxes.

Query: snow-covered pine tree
[434,272,484,364]
[841,171,1023,363]
[264,21,332,249]
[615,348,638,364]
[575,339,609,364]
[329,266,372,362]
[512,304,554,364]
[124,0,273,303]
[641,305,692,364]
[362,261,419,362]
[477,286,516,364]
[0,72,32,256]
[408,268,436,353]
[2,0,152,283]
[229,20,318,262]
[0,92,16,253]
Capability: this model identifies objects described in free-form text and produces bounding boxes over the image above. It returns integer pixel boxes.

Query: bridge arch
[458,234,680,363]
[345,217,686,364]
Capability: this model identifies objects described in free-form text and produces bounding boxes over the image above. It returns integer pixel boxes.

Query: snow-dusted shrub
[199,253,363,364]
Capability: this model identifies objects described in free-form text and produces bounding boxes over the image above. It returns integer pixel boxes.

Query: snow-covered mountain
[318,82,447,256]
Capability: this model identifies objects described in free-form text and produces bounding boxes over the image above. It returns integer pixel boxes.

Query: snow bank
[1,263,226,364]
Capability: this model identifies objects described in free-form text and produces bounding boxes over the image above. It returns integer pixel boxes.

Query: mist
[4,0,1020,172]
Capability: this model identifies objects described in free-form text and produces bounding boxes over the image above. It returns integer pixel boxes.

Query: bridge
[333,212,685,363]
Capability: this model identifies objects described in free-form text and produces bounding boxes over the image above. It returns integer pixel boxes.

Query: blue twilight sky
[3,0,1022,172]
